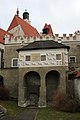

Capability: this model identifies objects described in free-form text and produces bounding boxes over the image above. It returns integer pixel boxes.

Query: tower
[23,9,29,20]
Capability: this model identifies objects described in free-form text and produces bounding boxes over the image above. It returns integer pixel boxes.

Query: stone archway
[24,71,41,106]
[0,75,4,87]
[46,70,60,104]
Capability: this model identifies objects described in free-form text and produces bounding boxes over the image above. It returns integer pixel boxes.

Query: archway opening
[24,71,41,106]
[46,70,60,104]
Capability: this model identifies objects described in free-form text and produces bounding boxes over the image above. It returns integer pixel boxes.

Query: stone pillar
[58,69,66,94]
[38,75,46,107]
[18,73,26,107]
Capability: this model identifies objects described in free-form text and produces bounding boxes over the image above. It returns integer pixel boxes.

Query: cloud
[0,0,80,35]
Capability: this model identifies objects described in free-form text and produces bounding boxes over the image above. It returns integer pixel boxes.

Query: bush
[0,87,10,100]
[52,92,80,112]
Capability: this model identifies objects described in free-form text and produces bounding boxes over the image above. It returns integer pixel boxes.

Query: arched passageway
[24,71,41,106]
[0,75,4,87]
[46,70,60,104]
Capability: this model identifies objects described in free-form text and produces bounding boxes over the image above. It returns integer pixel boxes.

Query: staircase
[0,109,5,119]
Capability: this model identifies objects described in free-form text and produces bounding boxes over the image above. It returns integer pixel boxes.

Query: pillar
[58,69,66,94]
[18,73,26,107]
[38,75,46,107]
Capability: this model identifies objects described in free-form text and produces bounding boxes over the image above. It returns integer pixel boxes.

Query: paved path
[2,108,38,120]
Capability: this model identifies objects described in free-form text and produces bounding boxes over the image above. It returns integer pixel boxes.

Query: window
[56,54,61,60]
[25,55,30,61]
[41,55,46,61]
[69,56,76,63]
[12,58,18,67]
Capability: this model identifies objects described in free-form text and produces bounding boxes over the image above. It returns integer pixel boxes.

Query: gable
[7,15,39,37]
[8,25,25,37]
[0,28,10,44]
[42,24,54,36]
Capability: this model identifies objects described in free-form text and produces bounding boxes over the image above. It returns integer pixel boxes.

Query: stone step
[0,109,5,119]
[0,111,4,113]
[0,113,5,119]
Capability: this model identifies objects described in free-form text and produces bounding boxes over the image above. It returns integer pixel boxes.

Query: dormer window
[43,28,49,35]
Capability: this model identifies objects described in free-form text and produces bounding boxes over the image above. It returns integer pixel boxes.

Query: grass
[0,100,24,115]
[36,108,80,120]
[0,100,80,119]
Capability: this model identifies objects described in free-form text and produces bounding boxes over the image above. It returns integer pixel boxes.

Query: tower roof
[42,23,54,36]
[7,15,39,37]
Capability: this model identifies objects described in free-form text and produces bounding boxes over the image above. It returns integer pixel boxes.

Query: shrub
[0,87,9,100]
[52,92,80,112]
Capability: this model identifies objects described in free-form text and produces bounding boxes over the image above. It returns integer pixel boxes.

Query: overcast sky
[0,0,80,35]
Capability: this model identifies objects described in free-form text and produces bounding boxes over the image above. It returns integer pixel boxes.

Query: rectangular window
[56,54,61,60]
[69,56,76,63]
[25,55,30,61]
[41,55,46,61]
[12,58,18,67]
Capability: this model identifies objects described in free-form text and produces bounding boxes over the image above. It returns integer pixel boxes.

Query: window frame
[25,55,31,61]
[12,58,18,67]
[41,54,46,61]
[56,54,62,61]
[69,56,76,63]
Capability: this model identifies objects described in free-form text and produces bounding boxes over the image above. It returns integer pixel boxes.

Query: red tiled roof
[7,15,39,37]
[0,37,4,44]
[43,23,54,36]
[0,28,8,44]
[0,28,12,44]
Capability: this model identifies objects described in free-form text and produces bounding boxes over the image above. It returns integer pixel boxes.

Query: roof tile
[17,40,70,51]
[0,28,11,44]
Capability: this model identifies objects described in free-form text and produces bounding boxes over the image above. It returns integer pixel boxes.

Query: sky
[0,0,80,35]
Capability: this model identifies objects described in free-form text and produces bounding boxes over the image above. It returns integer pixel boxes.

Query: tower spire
[16,8,19,16]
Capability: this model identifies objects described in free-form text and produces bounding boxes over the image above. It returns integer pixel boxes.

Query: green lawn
[0,101,80,120]
[0,100,24,115]
[36,108,80,120]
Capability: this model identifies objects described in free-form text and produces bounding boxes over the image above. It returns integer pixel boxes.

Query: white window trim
[12,58,18,67]
[56,53,62,61]
[25,54,31,61]
[40,54,46,61]
[69,56,76,63]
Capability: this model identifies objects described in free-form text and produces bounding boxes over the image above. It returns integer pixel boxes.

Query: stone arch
[45,70,60,104]
[0,75,4,87]
[24,71,41,106]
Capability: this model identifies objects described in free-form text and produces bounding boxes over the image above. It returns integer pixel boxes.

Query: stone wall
[4,45,22,68]
[0,68,18,98]
[62,41,80,68]
[74,78,80,99]
[18,66,68,107]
